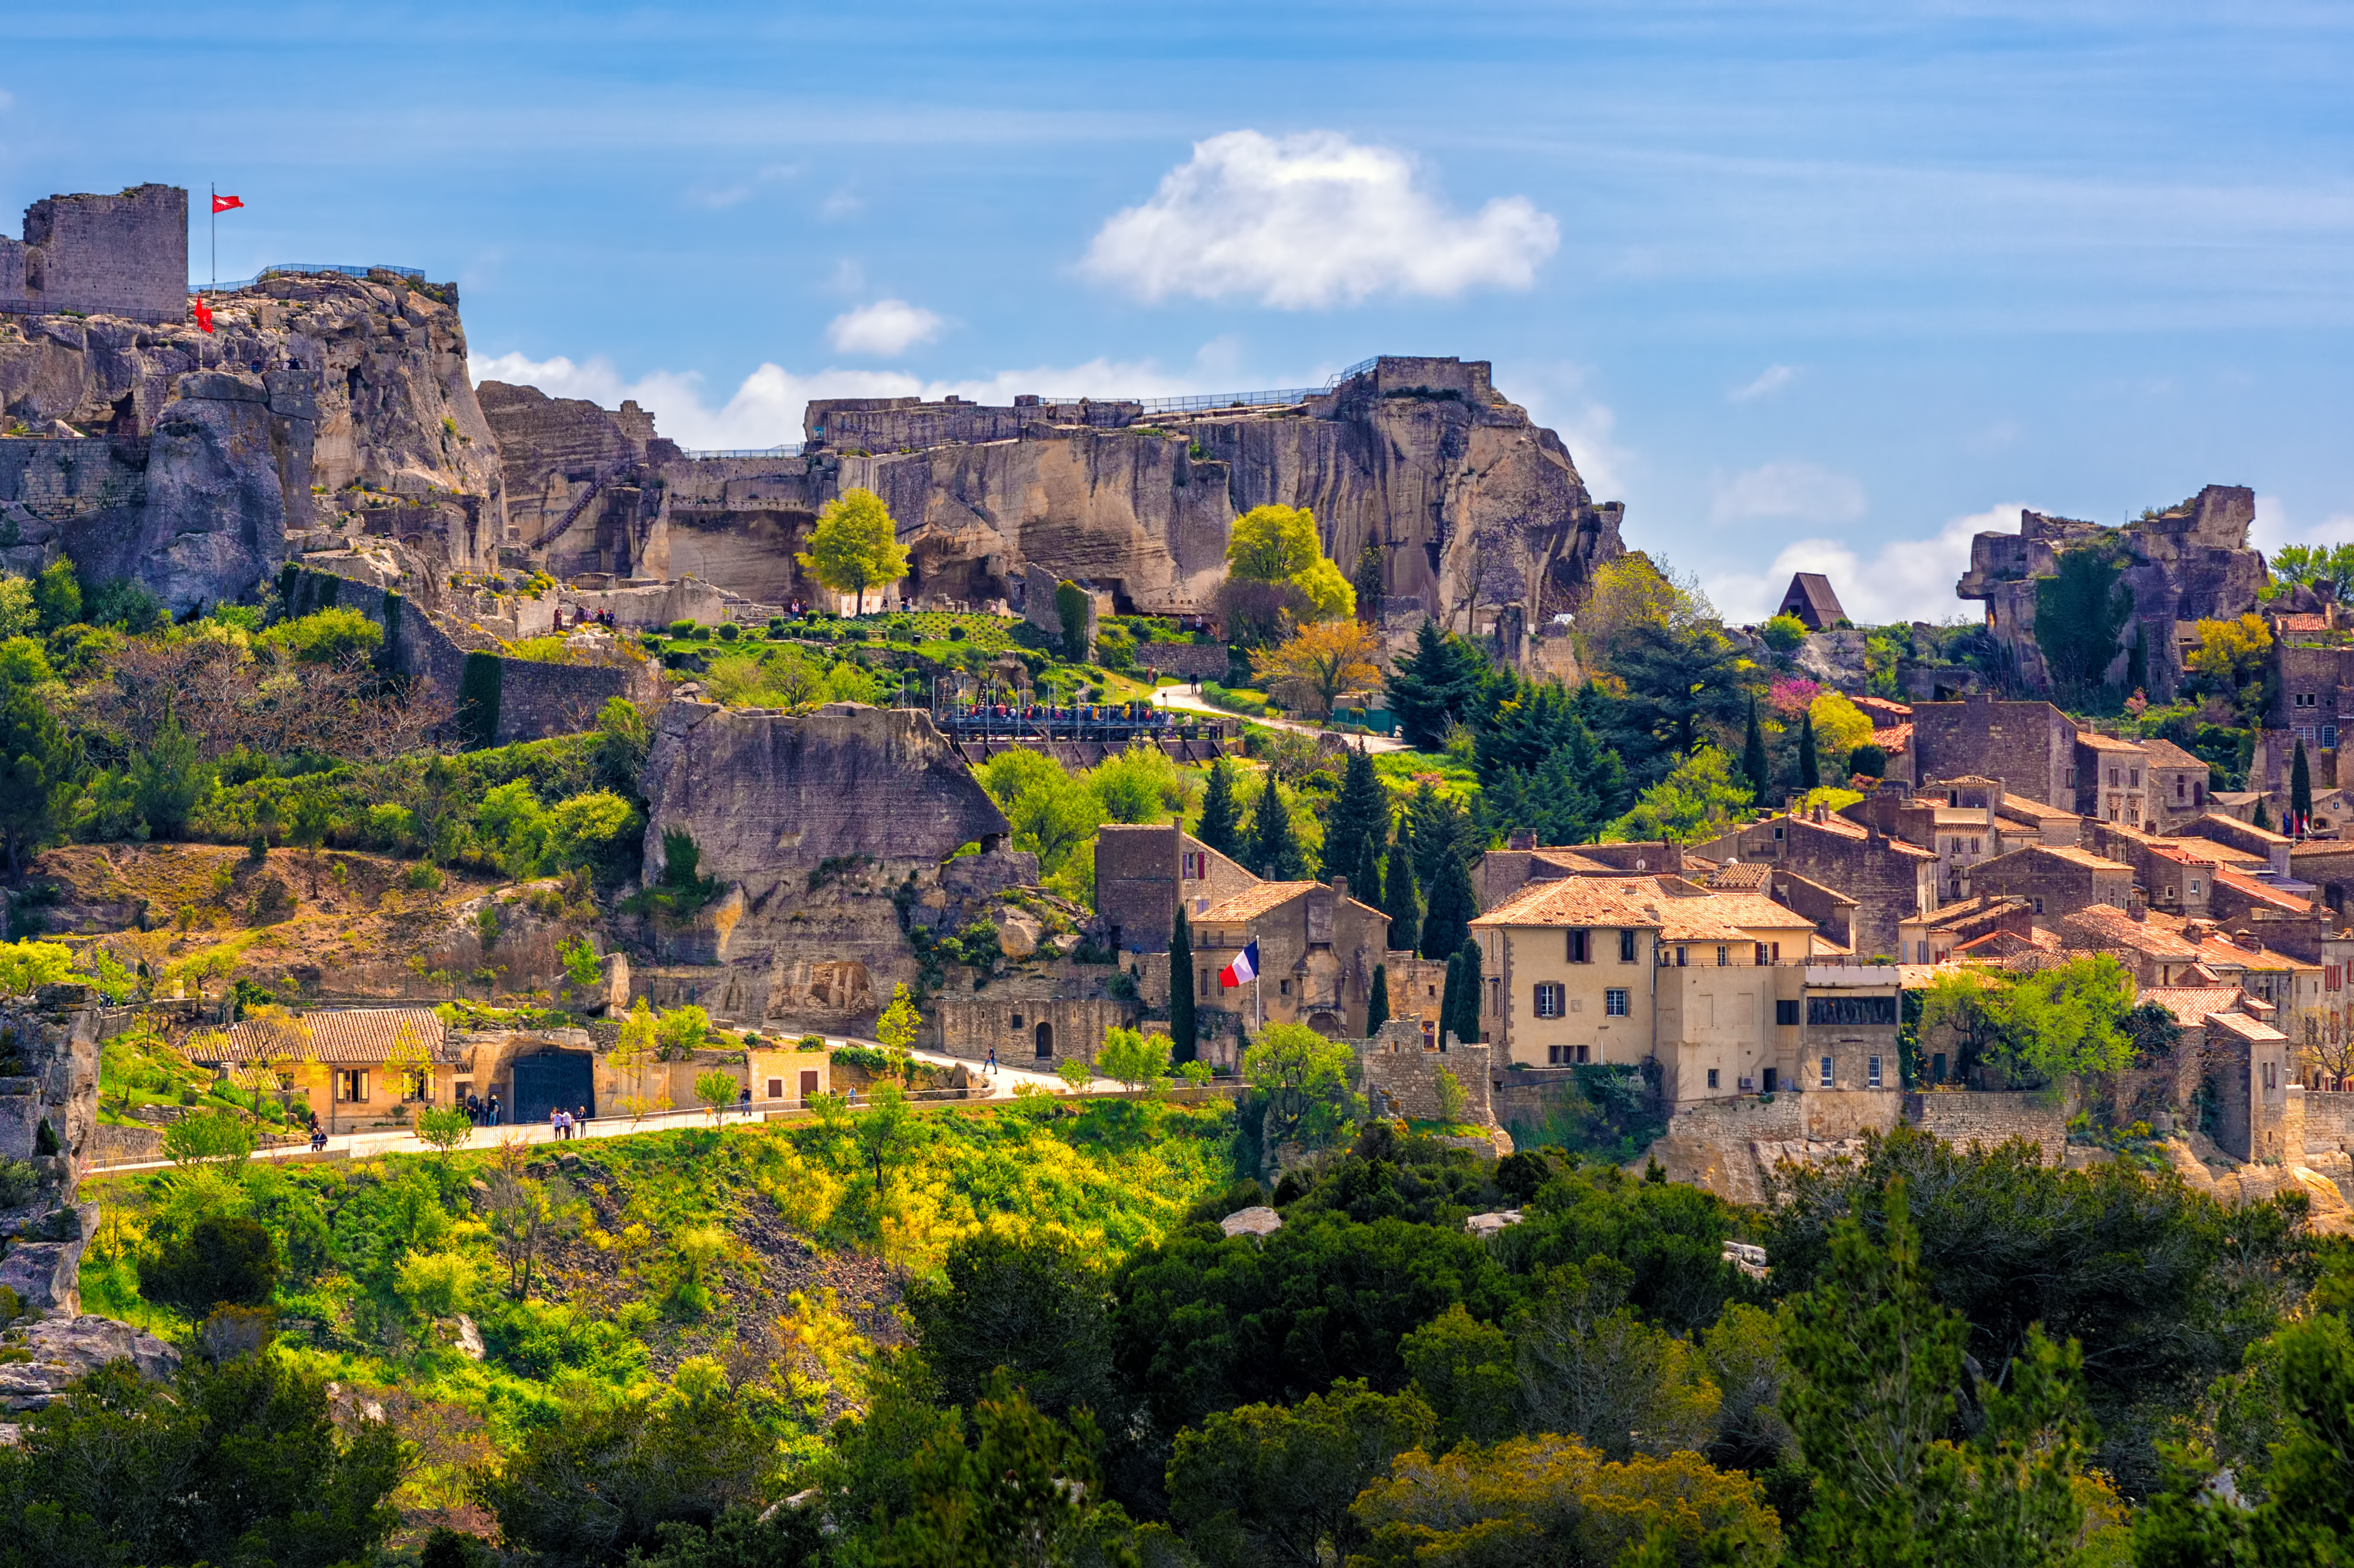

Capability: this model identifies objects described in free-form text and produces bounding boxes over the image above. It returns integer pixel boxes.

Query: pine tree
[1388,619,1486,750]
[1420,848,1478,963]
[1248,772,1306,880]
[1195,756,1243,861]
[1741,693,1770,804]
[1352,828,1385,912]
[1453,937,1483,1045]
[1169,904,1197,1063]
[1322,747,1388,885]
[2293,739,2313,835]
[1366,963,1390,1036]
[1798,707,1821,793]
[1382,830,1422,956]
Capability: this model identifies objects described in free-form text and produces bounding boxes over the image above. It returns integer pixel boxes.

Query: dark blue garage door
[511,1051,595,1128]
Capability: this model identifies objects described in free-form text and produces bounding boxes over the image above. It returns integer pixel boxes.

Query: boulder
[1220,1206,1283,1239]
[0,1315,182,1412]
[992,906,1043,960]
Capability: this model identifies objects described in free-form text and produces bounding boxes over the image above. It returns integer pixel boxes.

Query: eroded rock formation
[482,356,1624,667]
[1,269,504,609]
[1956,484,2265,698]
[635,702,1023,1027]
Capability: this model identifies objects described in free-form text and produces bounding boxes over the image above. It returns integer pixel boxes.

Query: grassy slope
[82,1097,1244,1516]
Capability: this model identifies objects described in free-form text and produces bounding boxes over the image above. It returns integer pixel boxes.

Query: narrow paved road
[1152,684,1411,753]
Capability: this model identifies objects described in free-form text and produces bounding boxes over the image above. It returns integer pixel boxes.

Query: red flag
[213,194,243,214]
[193,297,215,334]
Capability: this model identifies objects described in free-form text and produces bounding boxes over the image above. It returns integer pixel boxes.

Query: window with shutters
[1534,982,1565,1018]
[1619,929,1638,962]
[1566,929,1590,963]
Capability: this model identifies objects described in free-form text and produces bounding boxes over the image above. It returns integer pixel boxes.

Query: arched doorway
[1035,1021,1054,1059]
[511,1049,595,1127]
[1307,1011,1343,1038]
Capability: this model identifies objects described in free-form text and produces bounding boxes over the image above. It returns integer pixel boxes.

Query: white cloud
[1703,502,2024,627]
[2252,493,2354,556]
[1708,461,1867,526]
[825,299,946,357]
[819,186,863,222]
[684,163,798,210]
[1082,129,1559,309]
[470,350,1202,451]
[0,88,15,111]
[1729,364,1796,402]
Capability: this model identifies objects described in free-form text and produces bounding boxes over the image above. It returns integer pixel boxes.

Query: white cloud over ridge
[1082,129,1558,309]
[469,350,1203,451]
[1709,460,1867,526]
[1704,502,2025,627]
[826,299,945,356]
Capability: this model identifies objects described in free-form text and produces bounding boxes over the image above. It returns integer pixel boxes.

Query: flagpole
[210,183,216,293]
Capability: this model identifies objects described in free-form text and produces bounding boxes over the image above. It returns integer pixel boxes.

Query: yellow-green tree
[796,487,909,616]
[1809,690,1875,774]
[875,982,922,1081]
[610,997,670,1127]
[1224,504,1355,624]
[1251,619,1384,718]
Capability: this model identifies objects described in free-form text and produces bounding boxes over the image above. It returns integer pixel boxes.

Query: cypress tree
[2293,740,2314,835]
[1742,693,1770,804]
[1322,747,1388,884]
[1454,936,1484,1046]
[1366,962,1390,1036]
[1437,950,1463,1050]
[1248,772,1306,880]
[1353,828,1385,912]
[2254,797,2273,831]
[1195,757,1242,861]
[1382,830,1422,956]
[1798,707,1820,793]
[1169,904,1197,1063]
[1420,848,1478,963]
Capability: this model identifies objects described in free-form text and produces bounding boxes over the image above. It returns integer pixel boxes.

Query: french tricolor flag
[1219,941,1259,989]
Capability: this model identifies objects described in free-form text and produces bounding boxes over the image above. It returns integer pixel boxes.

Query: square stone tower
[0,183,187,322]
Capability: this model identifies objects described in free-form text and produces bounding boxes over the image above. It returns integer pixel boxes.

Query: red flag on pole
[193,297,215,334]
[212,194,244,214]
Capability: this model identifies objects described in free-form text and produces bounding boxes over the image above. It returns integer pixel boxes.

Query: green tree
[2035,546,2132,691]
[1054,579,1091,662]
[1170,904,1198,1063]
[1742,693,1771,802]
[659,1003,712,1057]
[0,1351,403,1568]
[875,981,922,1056]
[1613,746,1754,845]
[1246,771,1305,880]
[1419,848,1478,963]
[139,1212,279,1314]
[1509,1256,1721,1460]
[1387,620,1487,750]
[795,487,908,616]
[1096,1024,1171,1093]
[2294,738,2314,832]
[1797,706,1820,792]
[31,559,81,632]
[903,1230,1117,1424]
[129,711,209,838]
[1195,755,1244,862]
[1225,502,1323,584]
[0,675,78,875]
[1244,1021,1361,1151]
[853,1081,917,1194]
[1760,611,1809,652]
[1322,747,1388,887]
[694,1068,740,1125]
[1451,937,1483,1046]
[1352,824,1385,912]
[1168,1380,1437,1568]
[1366,962,1390,1035]
[1380,828,1422,956]
[416,1103,474,1165]
[258,605,384,664]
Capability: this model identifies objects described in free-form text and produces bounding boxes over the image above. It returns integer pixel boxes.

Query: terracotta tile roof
[1913,895,2031,931]
[1686,892,1816,933]
[2167,838,2267,868]
[1702,863,1774,891]
[1475,876,1668,931]
[1791,811,1939,860]
[1987,844,2132,872]
[1999,793,2080,823]
[2139,738,2206,770]
[2077,732,2147,752]
[1873,722,1914,756]
[2058,905,2202,958]
[2212,867,2311,911]
[2195,811,2289,846]
[2140,986,2244,1025]
[1528,848,1618,875]
[199,1007,451,1065]
[2272,612,2330,634]
[1195,882,1324,923]
[1852,695,1914,725]
[1953,928,2042,958]
[2209,1010,2289,1044]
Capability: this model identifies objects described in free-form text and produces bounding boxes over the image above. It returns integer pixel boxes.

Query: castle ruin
[0,184,187,324]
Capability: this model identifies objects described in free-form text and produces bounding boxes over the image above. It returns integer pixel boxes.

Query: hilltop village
[4,181,2354,1562]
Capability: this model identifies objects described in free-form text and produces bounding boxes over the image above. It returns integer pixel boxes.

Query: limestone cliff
[634,702,1019,1028]
[0,269,504,610]
[1955,484,2265,699]
[483,356,1624,667]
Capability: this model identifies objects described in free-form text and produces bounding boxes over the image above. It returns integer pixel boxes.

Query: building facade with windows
[1468,875,1898,1105]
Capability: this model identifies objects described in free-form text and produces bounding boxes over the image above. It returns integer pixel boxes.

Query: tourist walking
[986,1046,997,1077]
[551,1105,565,1140]
[487,1093,501,1127]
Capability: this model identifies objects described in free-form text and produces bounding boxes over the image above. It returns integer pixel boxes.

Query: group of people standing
[463,1091,503,1126]
[549,1105,591,1139]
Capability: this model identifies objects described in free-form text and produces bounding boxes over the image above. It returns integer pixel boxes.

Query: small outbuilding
[1777,572,1848,630]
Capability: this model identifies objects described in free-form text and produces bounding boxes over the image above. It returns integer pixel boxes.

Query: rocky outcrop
[0,1315,181,1415]
[482,356,1624,668]
[1,269,504,609]
[634,701,1016,1028]
[1955,485,2265,699]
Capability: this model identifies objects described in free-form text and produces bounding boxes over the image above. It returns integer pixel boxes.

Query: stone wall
[1908,696,2079,811]
[0,185,186,322]
[1359,1021,1494,1124]
[1905,1090,2069,1162]
[2303,1089,2354,1153]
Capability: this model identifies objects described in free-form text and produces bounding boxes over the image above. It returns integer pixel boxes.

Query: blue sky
[7,2,2354,623]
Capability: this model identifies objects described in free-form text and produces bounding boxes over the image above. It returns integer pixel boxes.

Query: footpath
[88,1041,1225,1175]
[1152,684,1411,754]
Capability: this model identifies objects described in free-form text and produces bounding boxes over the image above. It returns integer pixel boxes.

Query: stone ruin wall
[0,184,187,323]
[1360,1020,1496,1125]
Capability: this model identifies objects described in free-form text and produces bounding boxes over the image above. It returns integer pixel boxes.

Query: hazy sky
[8,2,2353,622]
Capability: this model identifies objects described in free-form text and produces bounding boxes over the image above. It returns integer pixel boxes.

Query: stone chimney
[1330,875,1350,900]
[1508,830,1537,851]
